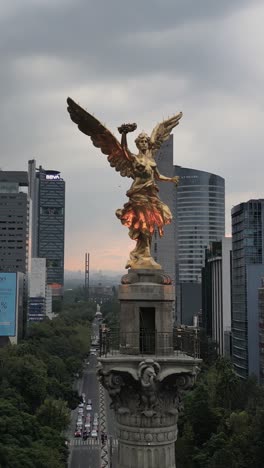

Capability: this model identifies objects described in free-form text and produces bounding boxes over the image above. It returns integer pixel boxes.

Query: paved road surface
[68,353,100,468]
[68,317,119,468]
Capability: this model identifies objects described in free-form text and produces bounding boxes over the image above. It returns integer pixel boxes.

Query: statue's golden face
[136,135,149,151]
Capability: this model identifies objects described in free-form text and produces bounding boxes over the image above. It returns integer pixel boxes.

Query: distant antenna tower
[84,252,90,300]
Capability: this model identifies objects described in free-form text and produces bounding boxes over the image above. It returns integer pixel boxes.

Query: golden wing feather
[67,97,134,178]
[150,112,183,156]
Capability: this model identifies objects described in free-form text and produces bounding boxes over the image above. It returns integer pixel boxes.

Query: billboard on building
[0,273,17,336]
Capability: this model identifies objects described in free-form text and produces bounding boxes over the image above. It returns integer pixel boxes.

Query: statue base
[126,256,162,270]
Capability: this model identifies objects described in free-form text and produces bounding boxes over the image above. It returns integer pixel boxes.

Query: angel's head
[135,132,150,151]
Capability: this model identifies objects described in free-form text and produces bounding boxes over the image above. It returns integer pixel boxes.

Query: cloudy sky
[0,0,263,272]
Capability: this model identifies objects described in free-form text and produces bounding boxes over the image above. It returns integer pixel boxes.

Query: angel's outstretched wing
[150,112,183,156]
[67,97,134,178]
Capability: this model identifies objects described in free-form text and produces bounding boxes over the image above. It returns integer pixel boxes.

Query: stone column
[98,359,197,468]
[116,415,177,468]
[98,269,200,468]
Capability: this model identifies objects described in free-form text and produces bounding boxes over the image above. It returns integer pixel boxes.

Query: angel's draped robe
[116,154,172,241]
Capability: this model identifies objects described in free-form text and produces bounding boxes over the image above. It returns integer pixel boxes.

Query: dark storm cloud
[0,0,256,58]
[0,0,259,80]
[0,0,263,269]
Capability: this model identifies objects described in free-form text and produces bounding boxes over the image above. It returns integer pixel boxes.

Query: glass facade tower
[28,161,65,298]
[152,136,176,281]
[175,166,225,324]
[232,200,264,379]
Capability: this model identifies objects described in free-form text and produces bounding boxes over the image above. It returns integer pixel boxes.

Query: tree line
[0,301,95,468]
[176,357,264,468]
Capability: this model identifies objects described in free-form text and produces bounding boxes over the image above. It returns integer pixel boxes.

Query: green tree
[0,353,48,410]
[183,383,219,447]
[36,398,70,432]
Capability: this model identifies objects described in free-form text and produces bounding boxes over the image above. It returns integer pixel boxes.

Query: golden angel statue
[67,97,182,270]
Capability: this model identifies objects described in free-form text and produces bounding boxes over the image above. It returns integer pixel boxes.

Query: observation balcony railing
[99,327,200,359]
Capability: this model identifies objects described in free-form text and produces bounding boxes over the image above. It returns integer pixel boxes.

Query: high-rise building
[28,257,51,322]
[152,136,176,281]
[175,166,225,325]
[151,144,225,326]
[258,278,264,385]
[202,237,232,356]
[0,171,30,342]
[0,171,30,274]
[28,160,65,298]
[232,200,264,379]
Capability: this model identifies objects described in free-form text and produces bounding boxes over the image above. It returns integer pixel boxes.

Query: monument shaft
[98,270,200,468]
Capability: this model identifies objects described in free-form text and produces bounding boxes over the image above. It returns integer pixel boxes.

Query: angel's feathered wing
[67,97,134,178]
[150,112,183,157]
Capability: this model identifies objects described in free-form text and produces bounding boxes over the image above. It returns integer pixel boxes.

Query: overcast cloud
[0,0,263,272]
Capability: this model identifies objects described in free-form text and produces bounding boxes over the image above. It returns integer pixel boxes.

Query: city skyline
[0,0,263,271]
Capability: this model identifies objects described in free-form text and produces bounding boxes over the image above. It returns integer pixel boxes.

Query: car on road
[91,429,98,438]
[78,408,84,414]
[86,404,92,411]
[84,422,91,429]
[74,430,82,438]
[78,402,84,408]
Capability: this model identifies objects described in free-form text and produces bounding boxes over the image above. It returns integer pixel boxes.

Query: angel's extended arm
[154,167,179,185]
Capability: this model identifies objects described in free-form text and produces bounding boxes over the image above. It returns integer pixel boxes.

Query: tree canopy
[176,357,264,468]
[0,295,95,467]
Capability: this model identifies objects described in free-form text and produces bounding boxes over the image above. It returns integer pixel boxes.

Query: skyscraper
[175,166,225,325]
[28,160,65,298]
[152,136,176,281]
[258,278,264,385]
[0,171,29,342]
[152,142,225,326]
[232,200,264,379]
[202,237,232,356]
[0,171,30,273]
